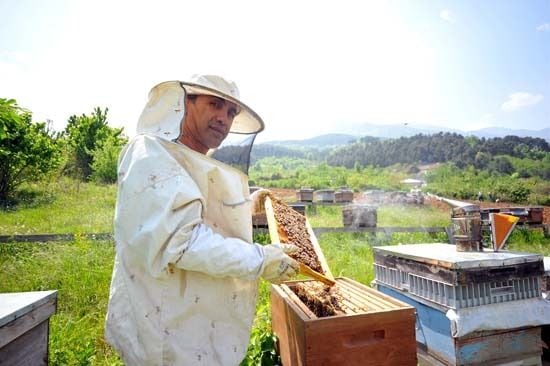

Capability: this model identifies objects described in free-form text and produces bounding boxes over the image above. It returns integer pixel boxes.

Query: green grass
[1,178,116,235]
[508,228,550,255]
[307,204,450,228]
[0,239,121,365]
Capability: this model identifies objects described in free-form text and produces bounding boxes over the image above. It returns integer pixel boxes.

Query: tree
[0,98,61,202]
[63,107,125,180]
[474,151,491,169]
[489,156,514,175]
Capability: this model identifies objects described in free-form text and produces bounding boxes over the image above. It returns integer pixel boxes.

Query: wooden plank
[298,262,335,286]
[270,284,308,366]
[0,320,49,366]
[338,285,389,312]
[305,307,417,366]
[0,291,57,328]
[0,233,112,243]
[305,220,334,279]
[264,196,281,244]
[339,277,415,309]
[0,298,56,349]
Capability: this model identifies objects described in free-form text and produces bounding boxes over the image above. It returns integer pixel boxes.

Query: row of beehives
[480,206,544,225]
[296,188,425,205]
[296,187,354,203]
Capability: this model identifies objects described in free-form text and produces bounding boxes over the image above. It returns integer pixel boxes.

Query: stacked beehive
[373,243,547,365]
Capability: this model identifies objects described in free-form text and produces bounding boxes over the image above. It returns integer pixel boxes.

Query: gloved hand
[259,243,300,284]
[250,188,271,215]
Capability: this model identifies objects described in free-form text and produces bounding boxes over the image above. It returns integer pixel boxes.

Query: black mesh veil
[210,133,257,175]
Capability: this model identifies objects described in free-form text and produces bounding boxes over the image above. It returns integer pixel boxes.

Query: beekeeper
[105,74,299,365]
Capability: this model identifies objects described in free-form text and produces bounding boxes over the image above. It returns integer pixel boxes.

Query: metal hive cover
[374,243,543,270]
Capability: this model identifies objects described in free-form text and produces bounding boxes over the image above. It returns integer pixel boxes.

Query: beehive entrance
[281,278,405,319]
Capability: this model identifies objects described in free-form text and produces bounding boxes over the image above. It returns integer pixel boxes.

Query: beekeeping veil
[136,75,264,174]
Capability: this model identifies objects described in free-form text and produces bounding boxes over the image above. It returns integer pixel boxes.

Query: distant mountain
[258,125,549,151]
[335,122,550,142]
[262,133,358,148]
[466,127,550,141]
[336,122,460,138]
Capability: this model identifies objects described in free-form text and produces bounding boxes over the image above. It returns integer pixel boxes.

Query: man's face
[179,95,240,154]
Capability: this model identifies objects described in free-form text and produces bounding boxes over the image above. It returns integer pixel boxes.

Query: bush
[91,135,127,184]
[0,98,61,203]
[63,107,126,181]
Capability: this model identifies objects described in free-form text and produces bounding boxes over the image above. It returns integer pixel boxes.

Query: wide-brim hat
[136,75,264,141]
[182,74,264,134]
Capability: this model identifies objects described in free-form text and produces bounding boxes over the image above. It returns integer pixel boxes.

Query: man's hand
[250,188,271,215]
[259,243,300,284]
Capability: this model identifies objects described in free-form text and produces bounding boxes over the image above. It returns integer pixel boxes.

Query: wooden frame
[264,196,334,284]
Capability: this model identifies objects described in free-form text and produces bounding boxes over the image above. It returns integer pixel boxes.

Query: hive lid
[0,290,57,328]
[374,243,543,269]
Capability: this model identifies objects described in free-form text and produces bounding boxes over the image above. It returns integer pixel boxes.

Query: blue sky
[1,0,548,141]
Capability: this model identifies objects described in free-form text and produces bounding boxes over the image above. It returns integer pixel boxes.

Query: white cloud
[537,23,550,32]
[440,9,455,24]
[501,92,544,112]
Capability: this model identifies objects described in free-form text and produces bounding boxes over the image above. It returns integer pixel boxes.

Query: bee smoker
[451,204,483,252]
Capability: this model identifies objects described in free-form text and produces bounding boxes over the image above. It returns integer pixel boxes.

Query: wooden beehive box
[314,189,335,203]
[265,195,416,365]
[334,188,353,203]
[296,188,314,202]
[271,278,417,366]
[0,291,57,366]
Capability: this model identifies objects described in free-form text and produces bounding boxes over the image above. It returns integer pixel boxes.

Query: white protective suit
[105,80,269,365]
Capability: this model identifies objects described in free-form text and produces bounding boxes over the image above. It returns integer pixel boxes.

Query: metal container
[451,205,482,252]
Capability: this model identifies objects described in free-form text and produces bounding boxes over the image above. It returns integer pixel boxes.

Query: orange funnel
[490,213,519,251]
